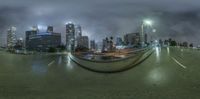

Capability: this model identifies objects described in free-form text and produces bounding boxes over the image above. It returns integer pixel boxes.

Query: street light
[141,19,153,47]
[144,20,153,26]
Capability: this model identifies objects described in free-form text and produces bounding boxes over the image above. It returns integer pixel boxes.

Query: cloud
[0,0,200,45]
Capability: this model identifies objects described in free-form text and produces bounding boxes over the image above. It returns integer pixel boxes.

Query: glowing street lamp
[144,19,153,26]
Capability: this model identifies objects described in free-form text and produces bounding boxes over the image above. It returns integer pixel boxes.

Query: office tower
[77,36,89,49]
[66,23,75,51]
[47,26,53,33]
[144,33,147,43]
[116,37,123,46]
[7,27,17,49]
[75,25,82,37]
[124,32,140,46]
[90,40,96,50]
[25,28,61,52]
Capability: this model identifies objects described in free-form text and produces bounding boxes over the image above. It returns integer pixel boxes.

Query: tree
[57,45,66,51]
[110,36,113,41]
[170,40,177,46]
[183,42,188,47]
[48,47,57,53]
[189,43,193,48]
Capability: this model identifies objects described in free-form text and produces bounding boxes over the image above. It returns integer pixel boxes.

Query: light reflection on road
[58,56,62,65]
[167,47,170,55]
[146,68,168,85]
[32,62,47,75]
[155,47,161,62]
[66,54,74,70]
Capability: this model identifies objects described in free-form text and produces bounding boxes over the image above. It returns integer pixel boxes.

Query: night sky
[0,0,200,46]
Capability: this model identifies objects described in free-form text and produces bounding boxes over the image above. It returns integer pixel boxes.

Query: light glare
[144,19,153,26]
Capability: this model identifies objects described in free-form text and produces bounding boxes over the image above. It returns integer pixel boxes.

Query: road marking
[171,57,187,69]
[48,60,55,66]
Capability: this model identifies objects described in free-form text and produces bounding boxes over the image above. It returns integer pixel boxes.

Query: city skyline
[1,24,197,48]
[1,0,200,46]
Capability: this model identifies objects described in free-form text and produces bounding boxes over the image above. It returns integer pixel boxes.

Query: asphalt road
[0,47,200,99]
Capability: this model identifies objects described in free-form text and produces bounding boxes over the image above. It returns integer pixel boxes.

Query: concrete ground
[0,47,200,99]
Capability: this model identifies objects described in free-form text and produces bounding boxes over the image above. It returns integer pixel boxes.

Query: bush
[48,47,57,53]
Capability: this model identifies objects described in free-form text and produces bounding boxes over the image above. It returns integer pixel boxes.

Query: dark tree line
[165,38,193,47]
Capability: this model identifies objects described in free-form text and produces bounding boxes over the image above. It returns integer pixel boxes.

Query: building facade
[15,38,24,50]
[116,37,123,46]
[26,27,61,52]
[47,26,53,33]
[25,30,37,48]
[144,33,148,44]
[102,37,115,52]
[26,32,61,51]
[66,23,75,51]
[90,40,96,51]
[77,36,89,49]
[7,27,17,49]
[75,25,82,48]
[124,33,140,47]
[75,25,82,37]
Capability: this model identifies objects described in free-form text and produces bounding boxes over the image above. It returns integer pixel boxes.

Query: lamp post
[141,19,153,47]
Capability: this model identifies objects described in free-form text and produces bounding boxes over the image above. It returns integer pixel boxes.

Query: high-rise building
[7,27,17,49]
[47,26,53,33]
[116,37,123,46]
[25,30,37,48]
[66,23,75,51]
[90,40,96,51]
[102,38,107,52]
[102,37,110,52]
[124,33,140,46]
[159,39,163,46]
[75,25,82,37]
[77,36,89,49]
[144,33,148,43]
[25,27,61,51]
[15,38,24,50]
[75,25,82,48]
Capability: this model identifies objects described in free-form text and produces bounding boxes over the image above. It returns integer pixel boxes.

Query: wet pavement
[0,47,200,99]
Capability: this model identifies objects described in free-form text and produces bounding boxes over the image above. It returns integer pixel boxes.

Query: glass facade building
[26,32,61,51]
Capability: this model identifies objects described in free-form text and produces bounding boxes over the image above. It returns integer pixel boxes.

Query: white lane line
[171,57,187,69]
[48,60,55,66]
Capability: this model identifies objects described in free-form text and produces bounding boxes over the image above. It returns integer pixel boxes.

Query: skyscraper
[25,30,37,48]
[102,38,109,52]
[75,25,82,48]
[77,36,89,49]
[66,23,75,51]
[47,26,53,33]
[15,38,24,50]
[116,37,123,46]
[7,27,17,49]
[124,33,140,46]
[144,33,148,44]
[75,25,82,37]
[25,27,61,52]
[90,40,96,51]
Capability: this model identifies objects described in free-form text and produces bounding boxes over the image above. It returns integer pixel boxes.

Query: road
[0,47,200,99]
